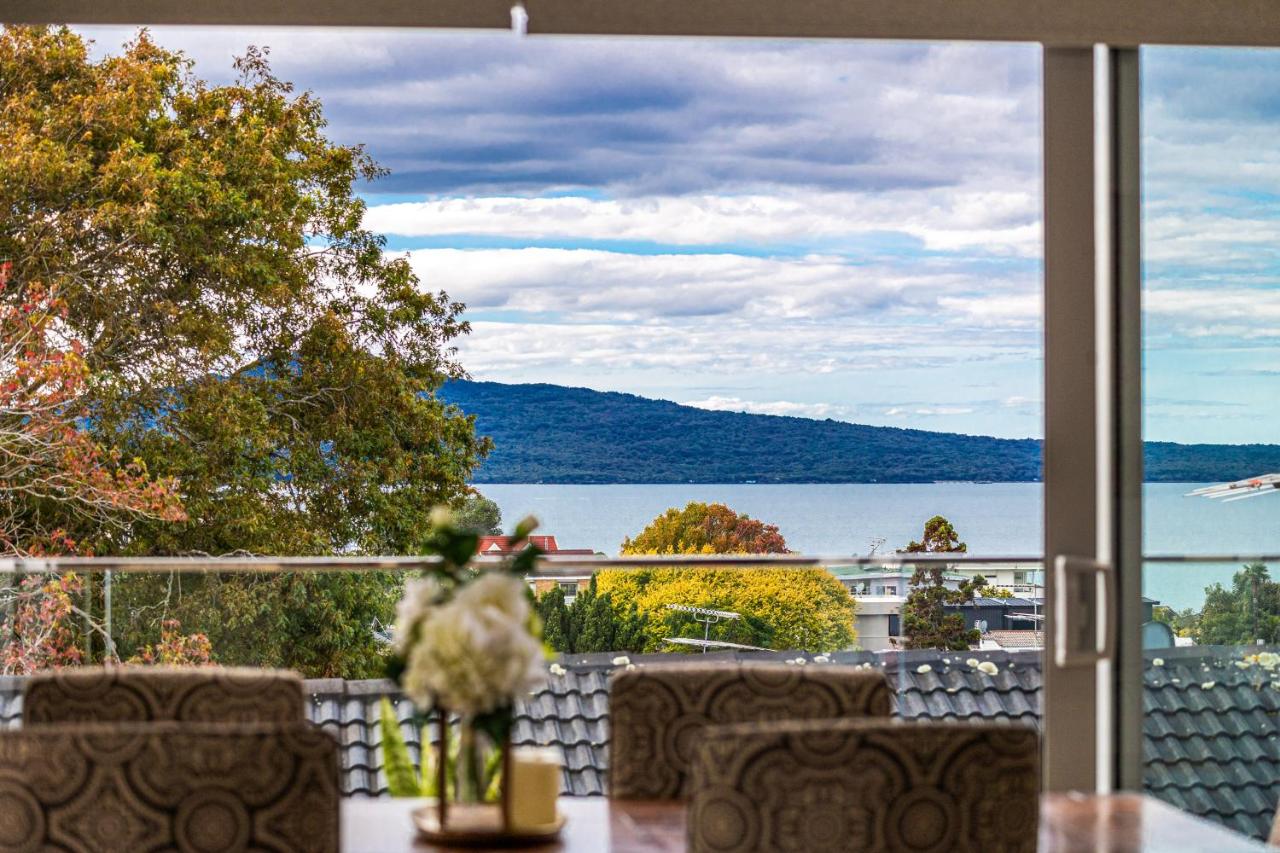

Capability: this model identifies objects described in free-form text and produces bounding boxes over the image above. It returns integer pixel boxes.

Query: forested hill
[439,380,1280,484]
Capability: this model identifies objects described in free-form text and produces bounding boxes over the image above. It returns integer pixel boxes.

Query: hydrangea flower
[977,661,999,676]
[916,664,932,674]
[400,572,545,715]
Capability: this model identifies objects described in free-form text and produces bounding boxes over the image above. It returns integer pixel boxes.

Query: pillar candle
[509,746,561,830]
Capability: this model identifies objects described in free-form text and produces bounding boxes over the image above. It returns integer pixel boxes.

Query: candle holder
[411,714,565,846]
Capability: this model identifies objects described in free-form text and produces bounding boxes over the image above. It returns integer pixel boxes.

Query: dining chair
[22,666,305,724]
[0,721,339,853]
[688,717,1040,853]
[608,662,892,799]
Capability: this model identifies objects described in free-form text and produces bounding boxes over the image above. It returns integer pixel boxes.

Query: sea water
[480,482,1280,611]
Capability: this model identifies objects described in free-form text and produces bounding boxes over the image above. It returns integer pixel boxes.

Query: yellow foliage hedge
[595,567,858,653]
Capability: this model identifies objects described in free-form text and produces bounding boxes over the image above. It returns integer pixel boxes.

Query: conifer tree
[900,516,981,650]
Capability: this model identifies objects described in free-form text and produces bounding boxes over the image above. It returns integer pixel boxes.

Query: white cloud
[1145,288,1280,339]
[456,319,1034,378]
[405,247,1034,323]
[885,406,976,417]
[371,191,1040,257]
[683,396,847,419]
[936,293,1042,326]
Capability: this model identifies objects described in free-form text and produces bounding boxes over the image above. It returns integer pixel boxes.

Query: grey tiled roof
[1,647,1279,842]
[1142,646,1280,840]
[310,649,1041,799]
[303,670,610,798]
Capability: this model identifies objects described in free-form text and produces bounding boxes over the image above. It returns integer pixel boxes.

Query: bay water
[481,482,1280,611]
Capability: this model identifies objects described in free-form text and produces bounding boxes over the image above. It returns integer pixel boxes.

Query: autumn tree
[621,502,789,555]
[0,264,185,556]
[126,619,213,666]
[596,568,856,652]
[0,27,488,676]
[0,262,187,672]
[899,515,981,650]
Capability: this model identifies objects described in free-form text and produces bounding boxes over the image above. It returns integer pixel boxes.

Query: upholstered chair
[23,666,305,725]
[688,718,1040,853]
[0,721,339,852]
[608,662,892,799]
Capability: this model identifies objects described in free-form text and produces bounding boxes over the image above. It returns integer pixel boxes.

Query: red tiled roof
[477,535,594,555]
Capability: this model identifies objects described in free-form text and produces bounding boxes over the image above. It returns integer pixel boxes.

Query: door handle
[1053,555,1115,667]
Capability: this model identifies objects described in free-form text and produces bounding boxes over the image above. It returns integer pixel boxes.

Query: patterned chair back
[689,718,1040,853]
[23,667,305,725]
[0,721,339,853]
[608,662,892,799]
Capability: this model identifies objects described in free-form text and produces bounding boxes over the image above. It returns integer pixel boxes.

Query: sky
[79,28,1280,444]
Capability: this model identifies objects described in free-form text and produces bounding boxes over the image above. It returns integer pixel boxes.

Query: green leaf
[379,697,422,797]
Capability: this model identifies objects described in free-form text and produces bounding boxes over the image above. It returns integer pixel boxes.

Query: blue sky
[81,29,1280,444]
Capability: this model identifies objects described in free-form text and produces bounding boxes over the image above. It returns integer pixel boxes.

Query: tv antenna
[867,537,887,557]
[665,604,741,653]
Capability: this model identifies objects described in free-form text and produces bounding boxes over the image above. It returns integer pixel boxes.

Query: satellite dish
[976,620,989,633]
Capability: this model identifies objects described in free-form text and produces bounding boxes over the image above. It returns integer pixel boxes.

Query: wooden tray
[412,802,565,847]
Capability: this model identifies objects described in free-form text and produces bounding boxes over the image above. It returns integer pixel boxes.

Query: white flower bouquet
[387,508,547,813]
[397,571,545,716]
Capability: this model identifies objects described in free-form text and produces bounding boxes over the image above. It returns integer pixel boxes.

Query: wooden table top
[341,792,1271,852]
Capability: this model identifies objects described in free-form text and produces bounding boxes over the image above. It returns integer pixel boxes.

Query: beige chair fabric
[0,721,339,853]
[689,718,1040,853]
[608,662,892,799]
[23,666,304,725]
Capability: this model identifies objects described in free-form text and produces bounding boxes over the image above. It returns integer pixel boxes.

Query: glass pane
[1142,559,1280,839]
[1142,45,1280,841]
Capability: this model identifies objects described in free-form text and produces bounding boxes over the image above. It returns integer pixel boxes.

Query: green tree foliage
[1152,605,1200,638]
[538,586,572,653]
[1197,563,1280,646]
[0,27,489,675]
[900,516,981,650]
[621,502,788,554]
[902,515,968,554]
[536,578,648,654]
[455,494,502,535]
[112,571,403,677]
[597,568,856,652]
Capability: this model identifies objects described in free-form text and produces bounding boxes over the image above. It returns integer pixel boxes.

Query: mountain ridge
[439,380,1280,484]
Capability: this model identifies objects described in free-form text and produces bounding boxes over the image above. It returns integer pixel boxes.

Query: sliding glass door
[1138,46,1280,841]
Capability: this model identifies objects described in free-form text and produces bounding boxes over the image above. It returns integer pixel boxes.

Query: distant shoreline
[443,379,1280,485]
